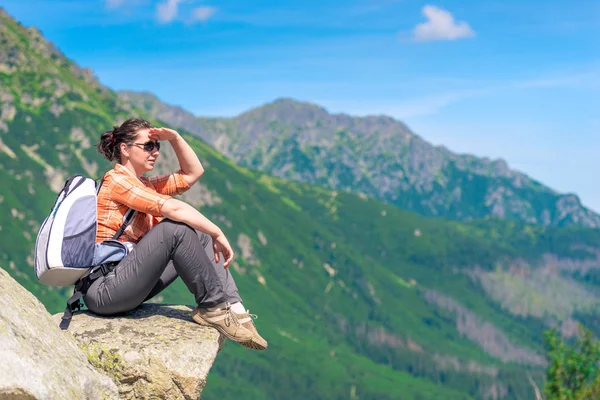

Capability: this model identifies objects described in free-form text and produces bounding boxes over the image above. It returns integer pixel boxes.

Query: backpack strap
[97,174,138,241]
[112,208,137,240]
[59,262,118,330]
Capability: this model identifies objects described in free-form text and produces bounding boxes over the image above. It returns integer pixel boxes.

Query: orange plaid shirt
[96,163,190,243]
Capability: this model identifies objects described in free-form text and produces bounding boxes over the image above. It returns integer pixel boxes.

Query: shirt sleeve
[109,173,172,217]
[143,169,191,196]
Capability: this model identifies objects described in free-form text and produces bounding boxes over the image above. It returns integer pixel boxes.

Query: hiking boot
[192,305,253,344]
[235,310,268,350]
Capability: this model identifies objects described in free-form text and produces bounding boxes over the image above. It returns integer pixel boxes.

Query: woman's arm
[161,198,235,267]
[161,198,221,236]
[149,127,204,186]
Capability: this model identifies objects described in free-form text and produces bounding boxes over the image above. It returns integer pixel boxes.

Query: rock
[0,268,119,400]
[53,304,226,400]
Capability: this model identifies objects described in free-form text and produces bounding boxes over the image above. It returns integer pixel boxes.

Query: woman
[89,117,266,350]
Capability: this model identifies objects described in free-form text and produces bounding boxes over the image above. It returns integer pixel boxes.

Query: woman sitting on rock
[89,117,266,350]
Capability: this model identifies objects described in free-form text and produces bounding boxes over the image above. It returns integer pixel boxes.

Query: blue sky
[3,0,600,211]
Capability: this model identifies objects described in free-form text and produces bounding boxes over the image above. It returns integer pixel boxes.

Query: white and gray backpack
[34,174,137,329]
[34,174,136,286]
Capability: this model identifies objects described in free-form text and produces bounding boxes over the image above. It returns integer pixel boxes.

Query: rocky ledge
[0,267,225,399]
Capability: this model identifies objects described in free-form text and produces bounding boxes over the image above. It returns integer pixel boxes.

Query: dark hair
[97,118,153,163]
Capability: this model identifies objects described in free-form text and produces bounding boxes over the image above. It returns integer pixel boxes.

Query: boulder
[0,268,119,399]
[52,304,226,400]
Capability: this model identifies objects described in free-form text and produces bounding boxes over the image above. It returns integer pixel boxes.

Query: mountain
[3,8,600,400]
[119,91,600,228]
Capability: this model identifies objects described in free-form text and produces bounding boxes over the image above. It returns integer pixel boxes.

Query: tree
[543,327,600,400]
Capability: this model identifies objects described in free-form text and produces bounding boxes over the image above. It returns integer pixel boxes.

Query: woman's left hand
[212,233,235,269]
[149,127,180,142]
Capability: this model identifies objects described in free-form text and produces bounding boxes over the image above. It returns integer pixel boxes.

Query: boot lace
[223,306,241,328]
[246,310,258,320]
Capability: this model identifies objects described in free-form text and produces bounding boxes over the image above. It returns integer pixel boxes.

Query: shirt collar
[114,163,143,181]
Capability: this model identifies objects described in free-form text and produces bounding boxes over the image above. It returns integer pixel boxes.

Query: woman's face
[126,128,160,172]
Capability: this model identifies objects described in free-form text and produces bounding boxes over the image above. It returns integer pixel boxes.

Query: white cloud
[514,72,599,89]
[316,88,489,120]
[318,67,598,120]
[190,6,217,22]
[106,0,126,8]
[390,89,487,118]
[156,0,183,24]
[412,5,475,42]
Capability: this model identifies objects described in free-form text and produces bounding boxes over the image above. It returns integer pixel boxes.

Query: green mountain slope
[119,92,600,229]
[2,9,600,400]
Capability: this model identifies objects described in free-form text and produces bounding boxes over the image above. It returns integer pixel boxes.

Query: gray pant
[85,219,242,315]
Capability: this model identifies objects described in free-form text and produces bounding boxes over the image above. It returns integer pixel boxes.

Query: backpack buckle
[98,261,118,276]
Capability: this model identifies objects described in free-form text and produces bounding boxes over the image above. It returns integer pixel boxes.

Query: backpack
[34,174,137,328]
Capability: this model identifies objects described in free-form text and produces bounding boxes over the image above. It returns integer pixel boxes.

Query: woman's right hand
[212,233,235,268]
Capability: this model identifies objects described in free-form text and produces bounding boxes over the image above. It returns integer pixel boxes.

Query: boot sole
[192,313,253,343]
[239,320,268,350]
[241,340,267,350]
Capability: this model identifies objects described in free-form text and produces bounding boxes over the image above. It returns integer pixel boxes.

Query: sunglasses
[130,141,161,152]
